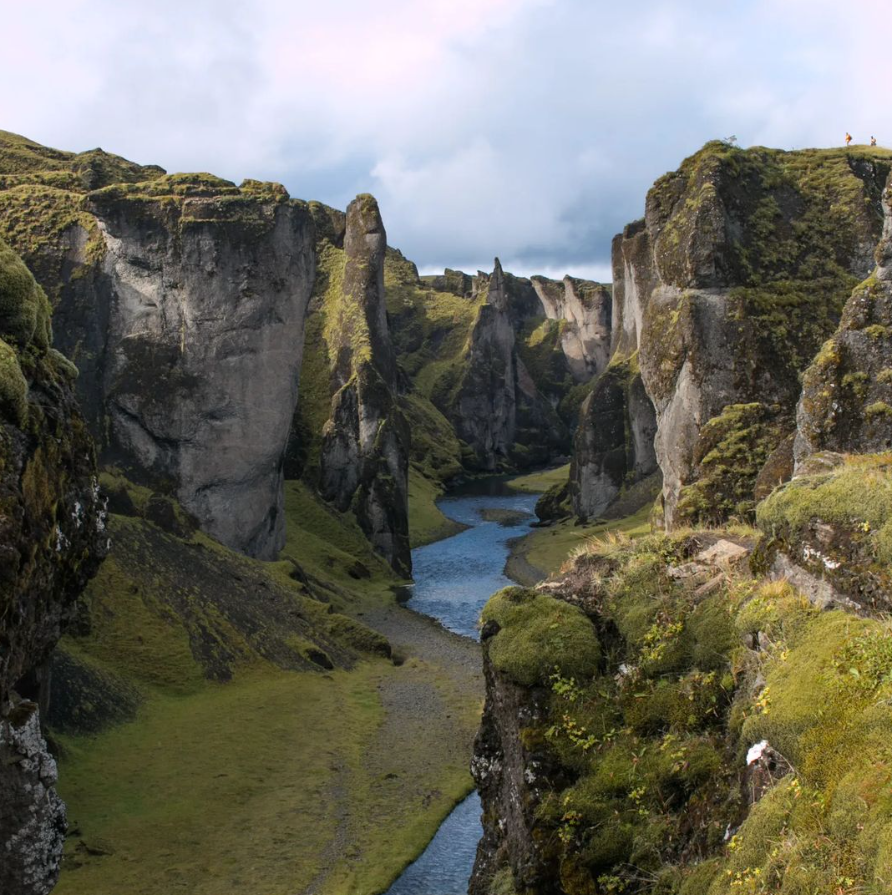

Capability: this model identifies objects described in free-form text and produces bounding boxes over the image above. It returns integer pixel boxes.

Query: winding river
[385,479,540,895]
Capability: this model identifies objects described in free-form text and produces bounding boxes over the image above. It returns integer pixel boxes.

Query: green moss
[712,607,892,894]
[865,400,892,418]
[862,323,888,339]
[0,337,27,423]
[757,453,892,563]
[481,588,601,687]
[677,403,787,526]
[0,237,52,346]
[488,867,518,895]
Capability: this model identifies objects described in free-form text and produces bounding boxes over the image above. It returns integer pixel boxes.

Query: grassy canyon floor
[53,481,482,895]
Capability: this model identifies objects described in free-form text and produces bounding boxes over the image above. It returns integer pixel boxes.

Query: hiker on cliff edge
[846,132,853,147]
[871,136,878,146]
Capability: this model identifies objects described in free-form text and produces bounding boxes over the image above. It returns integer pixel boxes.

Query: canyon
[3,128,892,895]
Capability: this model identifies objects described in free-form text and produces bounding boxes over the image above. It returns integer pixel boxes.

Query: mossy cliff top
[642,141,892,405]
[475,523,892,895]
[647,140,891,290]
[633,144,892,530]
[0,131,303,294]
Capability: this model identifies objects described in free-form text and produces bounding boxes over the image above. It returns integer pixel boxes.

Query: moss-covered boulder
[756,453,892,613]
[480,587,601,688]
[0,238,105,895]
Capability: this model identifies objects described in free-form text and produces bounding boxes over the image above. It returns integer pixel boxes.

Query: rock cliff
[0,239,105,895]
[317,195,411,576]
[451,260,520,471]
[569,353,658,520]
[567,222,659,521]
[529,276,612,383]
[795,172,892,462]
[580,142,892,528]
[644,144,890,526]
[0,132,317,559]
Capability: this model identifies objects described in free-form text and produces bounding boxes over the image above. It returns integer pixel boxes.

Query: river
[385,479,539,895]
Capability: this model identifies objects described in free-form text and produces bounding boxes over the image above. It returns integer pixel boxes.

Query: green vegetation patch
[757,453,892,564]
[677,403,788,526]
[407,466,467,548]
[481,587,601,687]
[0,237,52,346]
[491,506,892,893]
[508,463,571,494]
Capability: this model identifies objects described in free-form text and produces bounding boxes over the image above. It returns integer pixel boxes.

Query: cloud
[3,0,891,280]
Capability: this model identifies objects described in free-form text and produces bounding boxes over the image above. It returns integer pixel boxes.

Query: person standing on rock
[871,136,878,146]
[846,132,853,147]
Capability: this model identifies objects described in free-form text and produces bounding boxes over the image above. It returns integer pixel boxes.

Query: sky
[3,0,889,281]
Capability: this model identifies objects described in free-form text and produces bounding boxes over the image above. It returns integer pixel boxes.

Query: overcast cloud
[3,0,889,280]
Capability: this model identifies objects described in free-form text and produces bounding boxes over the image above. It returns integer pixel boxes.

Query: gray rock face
[610,219,656,356]
[453,260,519,471]
[567,224,658,520]
[319,195,410,576]
[0,704,66,895]
[64,183,315,559]
[530,275,612,382]
[796,174,892,463]
[569,356,658,519]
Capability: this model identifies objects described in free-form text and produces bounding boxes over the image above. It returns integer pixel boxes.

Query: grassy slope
[57,661,475,895]
[53,480,481,895]
[407,467,467,548]
[507,463,570,494]
[521,503,653,577]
